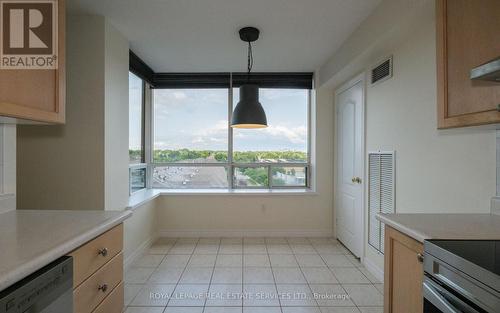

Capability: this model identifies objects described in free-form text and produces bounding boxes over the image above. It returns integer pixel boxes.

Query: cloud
[264,125,307,144]
[188,119,228,147]
[172,91,187,100]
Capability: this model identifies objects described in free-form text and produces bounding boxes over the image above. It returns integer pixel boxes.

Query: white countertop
[0,209,131,291]
[377,213,500,242]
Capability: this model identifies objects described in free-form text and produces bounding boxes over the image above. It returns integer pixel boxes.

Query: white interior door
[335,77,364,258]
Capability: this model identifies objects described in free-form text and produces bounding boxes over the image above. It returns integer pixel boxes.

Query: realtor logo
[0,0,57,69]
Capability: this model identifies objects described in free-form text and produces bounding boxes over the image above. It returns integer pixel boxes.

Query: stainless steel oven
[423,274,486,312]
[0,256,72,313]
[424,240,500,313]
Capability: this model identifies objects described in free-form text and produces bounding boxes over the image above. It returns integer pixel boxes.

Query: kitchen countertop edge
[0,210,132,292]
[376,213,430,242]
[376,213,500,243]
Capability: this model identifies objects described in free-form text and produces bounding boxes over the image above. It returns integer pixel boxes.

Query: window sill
[127,188,318,210]
[159,188,317,196]
[127,189,162,210]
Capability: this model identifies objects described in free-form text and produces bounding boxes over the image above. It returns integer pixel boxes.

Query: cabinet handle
[98,284,108,293]
[417,253,424,263]
[98,248,108,257]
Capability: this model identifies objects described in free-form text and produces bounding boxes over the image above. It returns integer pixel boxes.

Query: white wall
[17,15,130,211]
[154,87,335,237]
[321,0,496,272]
[104,21,130,211]
[124,200,157,267]
[0,125,16,213]
[17,15,106,210]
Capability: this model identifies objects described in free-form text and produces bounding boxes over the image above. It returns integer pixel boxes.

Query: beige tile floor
[124,238,383,313]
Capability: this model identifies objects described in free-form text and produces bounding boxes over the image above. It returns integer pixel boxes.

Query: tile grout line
[165,237,199,310]
[159,237,178,313]
[268,238,285,313]
[203,237,222,313]
[241,238,244,313]
[314,239,365,311]
[126,237,179,311]
[291,237,321,310]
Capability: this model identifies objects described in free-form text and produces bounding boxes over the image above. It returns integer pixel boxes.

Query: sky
[130,72,308,152]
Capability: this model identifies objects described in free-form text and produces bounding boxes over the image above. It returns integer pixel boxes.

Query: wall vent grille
[371,57,393,85]
[368,151,395,254]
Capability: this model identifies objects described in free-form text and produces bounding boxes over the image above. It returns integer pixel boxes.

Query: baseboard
[124,235,157,270]
[157,228,333,238]
[363,257,384,283]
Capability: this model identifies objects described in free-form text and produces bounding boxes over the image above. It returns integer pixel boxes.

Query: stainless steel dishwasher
[0,256,73,313]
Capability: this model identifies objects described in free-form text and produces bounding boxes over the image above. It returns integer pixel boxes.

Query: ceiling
[67,0,381,72]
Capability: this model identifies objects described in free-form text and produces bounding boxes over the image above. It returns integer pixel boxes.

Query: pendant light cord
[247,41,253,82]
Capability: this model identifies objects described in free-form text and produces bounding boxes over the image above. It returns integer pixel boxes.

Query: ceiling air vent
[371,56,393,85]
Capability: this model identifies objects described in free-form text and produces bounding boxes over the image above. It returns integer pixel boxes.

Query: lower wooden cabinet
[67,224,124,313]
[74,253,123,313]
[384,226,424,313]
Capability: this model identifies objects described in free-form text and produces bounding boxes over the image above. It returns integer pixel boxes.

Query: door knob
[351,177,362,184]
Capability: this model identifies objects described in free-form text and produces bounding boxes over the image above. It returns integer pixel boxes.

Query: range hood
[470,57,500,82]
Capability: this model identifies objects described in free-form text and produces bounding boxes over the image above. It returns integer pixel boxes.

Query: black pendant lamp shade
[231,85,267,128]
[231,27,268,129]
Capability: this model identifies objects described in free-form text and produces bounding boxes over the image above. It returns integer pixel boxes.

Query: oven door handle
[423,280,461,313]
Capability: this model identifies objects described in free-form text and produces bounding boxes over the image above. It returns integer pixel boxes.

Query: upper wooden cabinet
[0,0,65,124]
[437,0,500,129]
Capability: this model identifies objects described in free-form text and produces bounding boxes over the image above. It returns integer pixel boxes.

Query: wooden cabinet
[0,0,65,124]
[92,282,124,313]
[68,224,124,313]
[74,253,123,313]
[69,224,123,287]
[384,226,424,313]
[437,0,500,128]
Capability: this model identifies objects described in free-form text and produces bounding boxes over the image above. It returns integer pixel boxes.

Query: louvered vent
[368,151,395,254]
[371,56,393,85]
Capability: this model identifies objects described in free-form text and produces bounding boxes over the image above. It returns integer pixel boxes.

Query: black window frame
[130,50,313,191]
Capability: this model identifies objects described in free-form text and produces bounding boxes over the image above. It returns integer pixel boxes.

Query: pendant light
[231,27,268,129]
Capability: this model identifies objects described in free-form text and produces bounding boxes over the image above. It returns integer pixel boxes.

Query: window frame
[148,83,312,190]
[129,163,147,194]
[129,71,147,194]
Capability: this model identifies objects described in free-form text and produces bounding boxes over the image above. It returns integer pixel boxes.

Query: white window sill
[127,188,318,210]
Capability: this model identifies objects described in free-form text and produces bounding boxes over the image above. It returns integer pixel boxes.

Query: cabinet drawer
[74,253,123,313]
[92,282,124,313]
[69,224,123,287]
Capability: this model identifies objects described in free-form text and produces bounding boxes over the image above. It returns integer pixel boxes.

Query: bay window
[151,86,311,190]
[129,72,147,193]
[128,59,313,192]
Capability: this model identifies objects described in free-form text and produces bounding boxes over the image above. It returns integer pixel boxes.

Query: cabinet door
[384,226,424,313]
[0,0,65,124]
[437,0,500,128]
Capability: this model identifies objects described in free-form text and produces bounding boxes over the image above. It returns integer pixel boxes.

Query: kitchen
[0,0,499,313]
